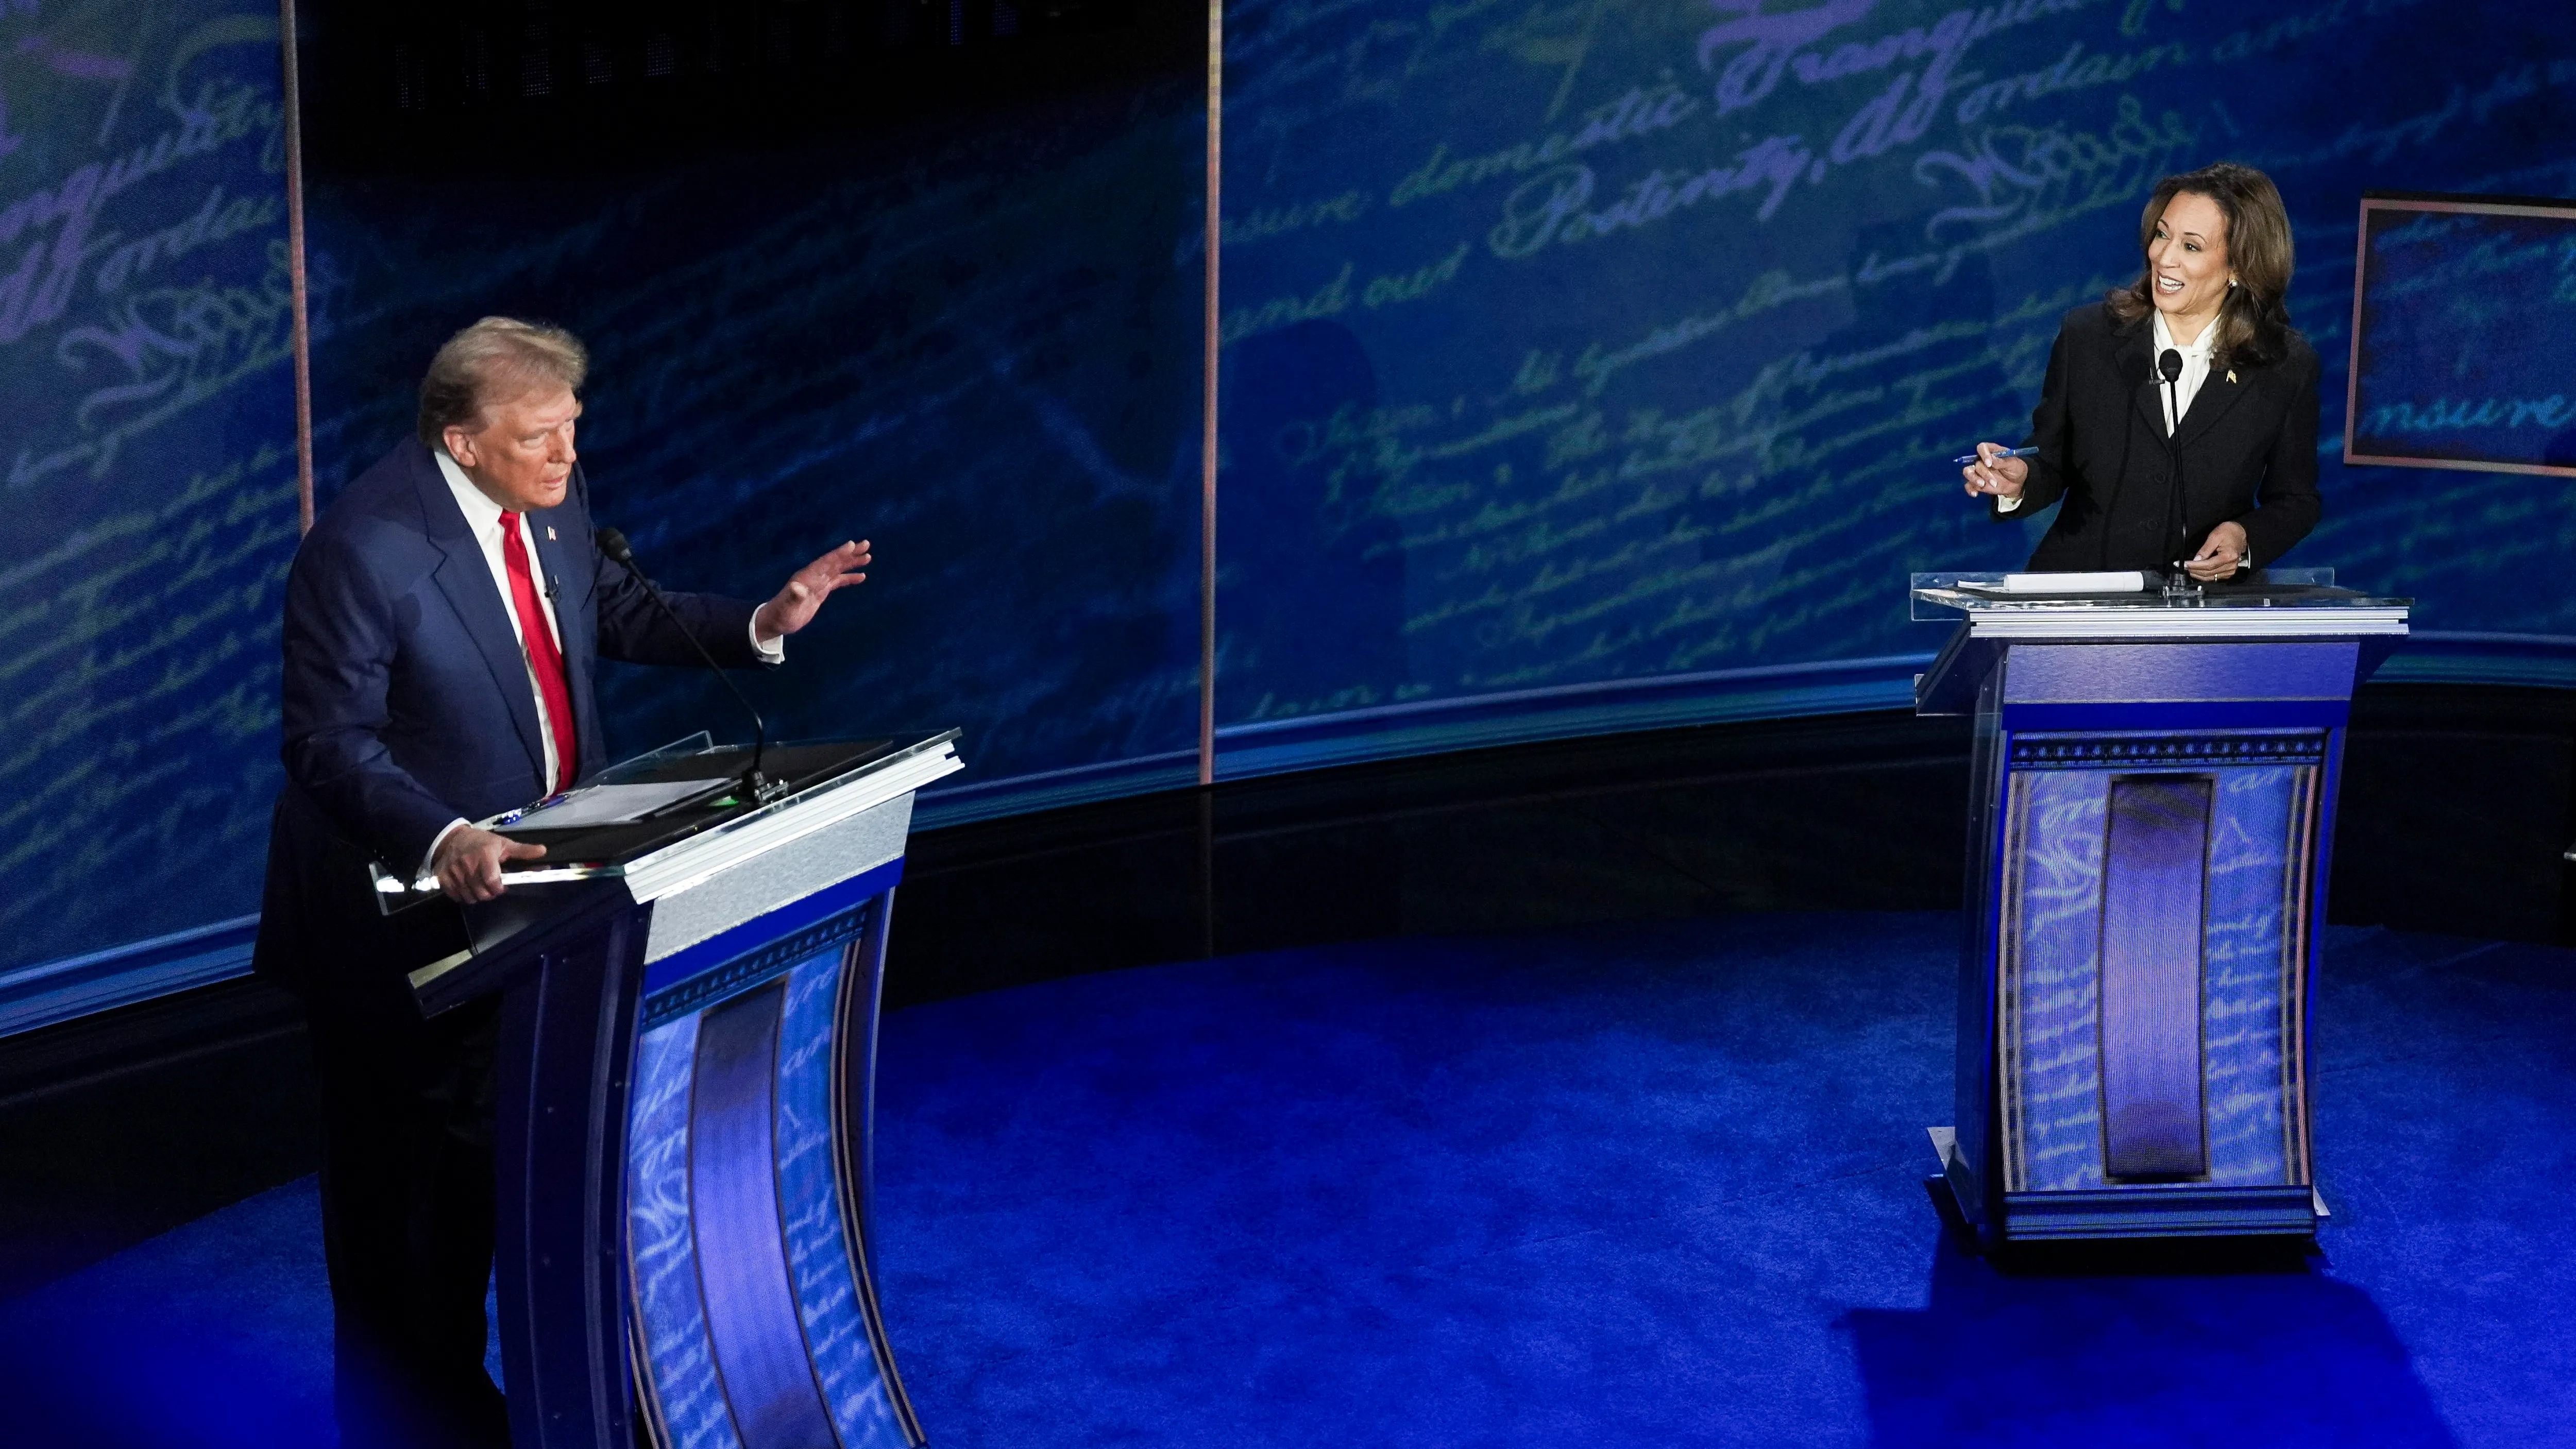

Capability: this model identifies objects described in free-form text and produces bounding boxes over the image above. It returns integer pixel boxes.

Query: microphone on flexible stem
[2157,347,2197,599]
[595,526,785,804]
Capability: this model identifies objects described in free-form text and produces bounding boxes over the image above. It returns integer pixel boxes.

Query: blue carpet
[2,914,2570,1446]
[0,1176,336,1447]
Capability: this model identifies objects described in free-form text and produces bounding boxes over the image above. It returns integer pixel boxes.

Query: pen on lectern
[1951,445,2041,465]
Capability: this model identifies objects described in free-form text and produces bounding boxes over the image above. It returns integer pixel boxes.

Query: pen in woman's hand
[1951,445,2040,465]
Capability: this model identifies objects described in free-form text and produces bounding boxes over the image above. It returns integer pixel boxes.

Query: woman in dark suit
[1963,162,2319,579]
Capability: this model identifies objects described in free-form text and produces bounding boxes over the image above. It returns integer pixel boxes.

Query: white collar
[433,445,515,537]
[2152,308,2218,360]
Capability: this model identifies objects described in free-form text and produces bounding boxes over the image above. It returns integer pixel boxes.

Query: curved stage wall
[6,0,2576,1014]
[0,0,300,982]
[1202,0,2576,774]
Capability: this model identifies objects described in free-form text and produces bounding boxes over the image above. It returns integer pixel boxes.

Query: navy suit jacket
[1997,302,2321,571]
[253,438,764,1005]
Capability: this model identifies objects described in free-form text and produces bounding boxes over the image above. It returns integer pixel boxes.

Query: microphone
[595,526,784,803]
[2157,348,2193,593]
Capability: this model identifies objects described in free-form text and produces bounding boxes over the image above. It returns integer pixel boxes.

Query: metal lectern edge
[637,858,905,1009]
[496,900,652,1449]
[833,885,928,1446]
[641,794,915,967]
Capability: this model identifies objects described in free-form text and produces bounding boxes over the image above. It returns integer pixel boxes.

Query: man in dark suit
[253,317,870,1448]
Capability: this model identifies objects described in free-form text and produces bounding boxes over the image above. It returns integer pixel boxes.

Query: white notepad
[1993,571,2147,595]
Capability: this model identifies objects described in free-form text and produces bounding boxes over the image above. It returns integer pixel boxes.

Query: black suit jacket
[1998,302,2321,571]
[252,438,764,1008]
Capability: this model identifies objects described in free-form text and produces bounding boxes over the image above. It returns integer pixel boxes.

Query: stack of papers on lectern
[1991,571,2147,595]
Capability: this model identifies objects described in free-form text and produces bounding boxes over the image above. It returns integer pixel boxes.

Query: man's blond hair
[416,317,588,447]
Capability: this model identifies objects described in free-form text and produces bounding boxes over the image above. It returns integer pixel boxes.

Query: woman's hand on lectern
[2185,521,2251,582]
[1960,442,2027,501]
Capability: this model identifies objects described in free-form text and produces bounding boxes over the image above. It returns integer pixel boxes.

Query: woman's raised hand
[1960,442,2029,501]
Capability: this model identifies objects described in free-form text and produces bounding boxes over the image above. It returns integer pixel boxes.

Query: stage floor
[2,913,2568,1446]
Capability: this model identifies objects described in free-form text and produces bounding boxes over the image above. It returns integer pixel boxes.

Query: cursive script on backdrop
[1215,0,2576,722]
[0,0,301,972]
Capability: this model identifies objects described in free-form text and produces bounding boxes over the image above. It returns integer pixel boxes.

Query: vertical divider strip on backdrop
[1198,0,1223,788]
[279,0,317,533]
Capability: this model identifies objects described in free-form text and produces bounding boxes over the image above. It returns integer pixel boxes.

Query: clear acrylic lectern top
[1909,568,2411,639]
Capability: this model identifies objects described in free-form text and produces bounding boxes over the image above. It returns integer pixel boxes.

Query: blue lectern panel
[2004,768,2107,1195]
[693,984,843,1449]
[2204,769,2308,1189]
[2098,775,2212,1181]
[777,951,911,1448]
[2003,643,2361,706]
[628,1013,742,1449]
[2001,746,2317,1195]
[627,900,912,1449]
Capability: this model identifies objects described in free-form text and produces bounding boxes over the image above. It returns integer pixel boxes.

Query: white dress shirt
[2149,308,2218,436]
[419,448,783,878]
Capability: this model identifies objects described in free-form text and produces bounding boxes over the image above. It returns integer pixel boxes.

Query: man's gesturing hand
[753,540,871,644]
[433,824,547,903]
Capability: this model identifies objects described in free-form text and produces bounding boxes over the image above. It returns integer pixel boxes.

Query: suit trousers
[308,990,511,1449]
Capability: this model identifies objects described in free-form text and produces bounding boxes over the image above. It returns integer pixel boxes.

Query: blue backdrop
[1214,0,2576,734]
[0,0,298,975]
[10,0,2576,978]
[302,49,1209,820]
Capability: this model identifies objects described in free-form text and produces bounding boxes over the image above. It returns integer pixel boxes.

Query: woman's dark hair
[2106,162,2297,368]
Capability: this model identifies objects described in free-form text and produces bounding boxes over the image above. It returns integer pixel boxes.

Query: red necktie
[499,511,578,794]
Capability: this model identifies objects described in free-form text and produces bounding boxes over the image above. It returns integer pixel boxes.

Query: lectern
[1912,573,2409,1245]
[384,731,963,1448]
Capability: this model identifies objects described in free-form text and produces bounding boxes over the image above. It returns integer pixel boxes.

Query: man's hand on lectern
[435,825,547,903]
[753,540,872,645]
